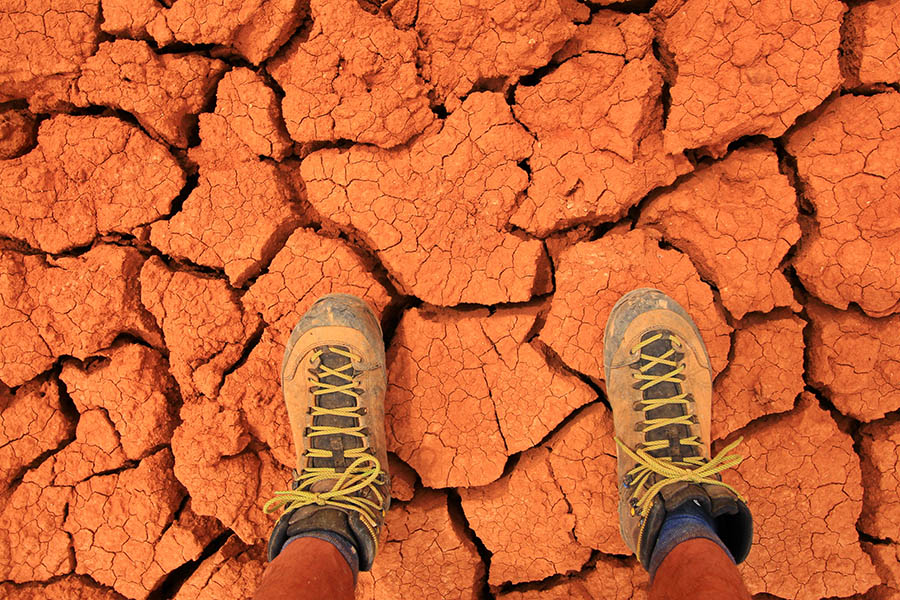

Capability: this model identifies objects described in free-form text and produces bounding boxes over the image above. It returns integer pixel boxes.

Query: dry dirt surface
[1,0,900,599]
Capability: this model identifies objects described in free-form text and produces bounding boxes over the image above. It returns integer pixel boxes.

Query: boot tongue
[636,330,699,462]
[311,345,362,473]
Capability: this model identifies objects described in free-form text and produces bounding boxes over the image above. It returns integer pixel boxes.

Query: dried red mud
[0,245,161,388]
[0,108,36,159]
[65,450,185,599]
[859,417,900,542]
[386,306,594,488]
[541,228,732,383]
[1,0,896,597]
[498,554,649,600]
[0,377,73,490]
[74,40,227,148]
[712,312,806,440]
[48,409,127,486]
[545,402,629,555]
[0,576,128,600]
[0,115,184,254]
[0,461,74,582]
[843,0,900,87]
[173,538,267,600]
[415,0,574,110]
[786,92,900,317]
[807,300,900,422]
[0,0,100,110]
[723,393,879,599]
[461,447,591,585]
[270,0,434,147]
[140,256,260,400]
[357,490,485,600]
[149,72,301,286]
[60,343,178,460]
[863,541,900,600]
[640,144,801,319]
[511,13,691,236]
[303,92,550,306]
[660,0,844,156]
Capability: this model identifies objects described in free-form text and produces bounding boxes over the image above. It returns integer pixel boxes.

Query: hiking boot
[264,293,390,572]
[603,288,752,570]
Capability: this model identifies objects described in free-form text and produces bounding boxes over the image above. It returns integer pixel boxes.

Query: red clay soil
[1,1,899,599]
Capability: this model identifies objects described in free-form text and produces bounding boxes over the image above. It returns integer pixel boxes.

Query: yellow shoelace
[615,333,746,521]
[263,347,387,547]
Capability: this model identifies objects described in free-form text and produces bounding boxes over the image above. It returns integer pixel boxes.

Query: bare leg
[253,537,355,600]
[650,538,751,600]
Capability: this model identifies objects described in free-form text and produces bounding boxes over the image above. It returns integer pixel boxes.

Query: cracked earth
[1,0,900,598]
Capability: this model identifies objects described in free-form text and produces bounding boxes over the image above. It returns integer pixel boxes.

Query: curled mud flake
[63,449,185,600]
[214,67,293,160]
[0,0,100,110]
[511,44,690,236]
[722,393,879,599]
[640,144,801,319]
[146,0,306,65]
[357,490,484,600]
[0,378,73,490]
[101,0,162,38]
[149,108,301,287]
[172,396,290,543]
[712,312,805,440]
[387,454,416,502]
[460,447,592,586]
[0,115,185,254]
[0,462,74,582]
[386,306,591,488]
[807,300,900,422]
[140,257,261,400]
[859,418,900,541]
[242,227,392,341]
[863,541,900,599]
[540,228,731,383]
[843,0,900,87]
[173,538,267,600]
[498,554,649,600]
[415,0,575,109]
[0,577,127,599]
[269,0,434,148]
[303,92,549,306]
[73,40,226,148]
[661,0,844,156]
[49,409,127,487]
[544,402,628,555]
[0,245,162,389]
[0,107,36,159]
[786,92,900,317]
[60,343,178,461]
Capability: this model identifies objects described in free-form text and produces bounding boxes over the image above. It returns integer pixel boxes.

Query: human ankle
[648,499,734,580]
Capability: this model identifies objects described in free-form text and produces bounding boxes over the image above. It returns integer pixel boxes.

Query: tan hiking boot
[264,293,390,572]
[603,288,752,570]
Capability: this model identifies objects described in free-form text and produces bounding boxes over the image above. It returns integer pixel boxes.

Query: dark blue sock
[648,499,735,581]
[283,530,360,582]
